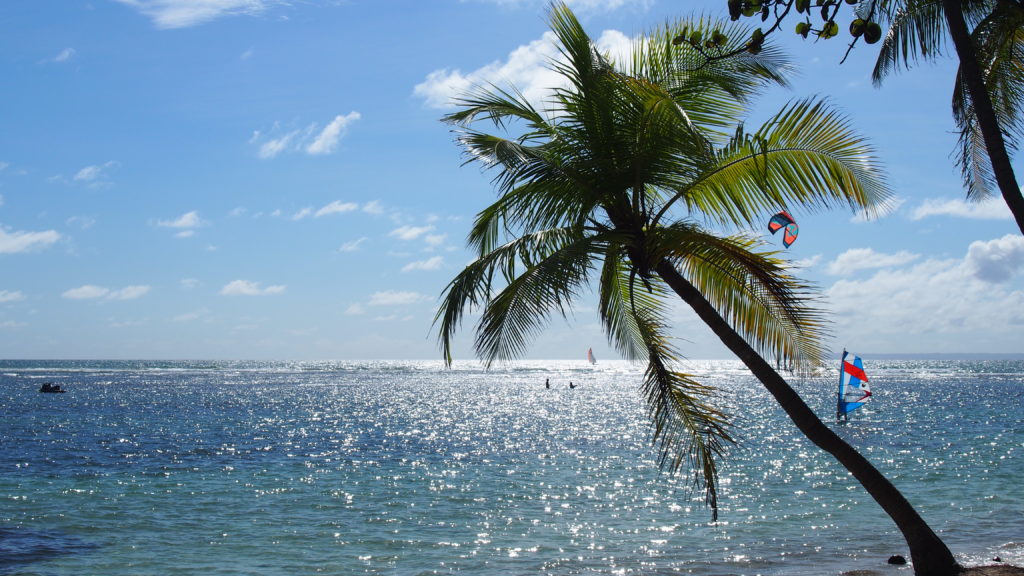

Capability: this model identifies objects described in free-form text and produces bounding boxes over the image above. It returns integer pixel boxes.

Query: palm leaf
[950,3,1024,199]
[435,227,588,365]
[651,223,829,371]
[598,243,671,362]
[658,98,890,229]
[472,230,608,365]
[634,307,733,520]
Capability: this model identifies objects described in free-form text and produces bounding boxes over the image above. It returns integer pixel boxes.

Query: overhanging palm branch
[951,2,1024,199]
[871,0,1024,225]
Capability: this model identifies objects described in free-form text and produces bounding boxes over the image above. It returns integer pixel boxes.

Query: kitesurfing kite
[767,211,799,248]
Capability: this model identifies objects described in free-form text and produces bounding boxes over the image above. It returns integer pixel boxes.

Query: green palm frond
[873,0,948,84]
[435,226,590,365]
[466,175,601,256]
[951,89,997,200]
[635,308,733,520]
[598,243,670,362]
[873,0,998,84]
[474,230,605,365]
[658,98,890,229]
[950,3,1024,199]
[634,17,792,136]
[980,13,1024,152]
[651,223,829,371]
[445,82,551,135]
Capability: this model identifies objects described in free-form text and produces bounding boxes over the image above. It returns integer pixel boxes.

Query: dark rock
[887,555,908,565]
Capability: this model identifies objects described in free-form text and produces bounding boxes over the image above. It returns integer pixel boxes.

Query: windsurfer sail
[587,348,596,365]
[837,350,871,421]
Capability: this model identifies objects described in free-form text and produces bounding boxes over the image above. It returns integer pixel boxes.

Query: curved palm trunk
[941,0,1024,235]
[654,260,961,576]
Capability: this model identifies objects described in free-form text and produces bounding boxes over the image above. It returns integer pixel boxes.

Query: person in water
[569,381,575,389]
[545,378,550,389]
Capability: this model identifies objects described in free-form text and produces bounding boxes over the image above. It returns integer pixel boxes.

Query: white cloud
[389,225,435,241]
[414,29,632,110]
[339,237,367,252]
[173,309,207,322]
[50,48,76,63]
[316,200,359,217]
[362,201,384,215]
[368,290,429,306]
[66,215,96,230]
[254,112,360,159]
[62,284,151,301]
[291,207,313,220]
[911,197,1012,221]
[180,278,200,289]
[402,256,443,272]
[0,290,25,303]
[373,314,414,322]
[345,303,365,315]
[220,280,286,296]
[424,233,447,248]
[965,234,1024,283]
[158,210,204,229]
[825,238,1024,352]
[258,129,300,159]
[825,248,919,276]
[793,254,822,270]
[112,0,290,29]
[109,285,151,300]
[306,112,360,155]
[62,285,110,300]
[0,226,61,254]
[109,318,149,328]
[73,161,117,184]
[73,166,98,180]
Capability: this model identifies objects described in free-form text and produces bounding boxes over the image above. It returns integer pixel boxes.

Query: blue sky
[1,0,1022,360]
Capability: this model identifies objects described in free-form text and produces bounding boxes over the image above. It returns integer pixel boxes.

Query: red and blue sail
[768,211,799,248]
[837,350,871,420]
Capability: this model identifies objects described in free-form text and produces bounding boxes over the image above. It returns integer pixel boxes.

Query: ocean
[1,359,1021,575]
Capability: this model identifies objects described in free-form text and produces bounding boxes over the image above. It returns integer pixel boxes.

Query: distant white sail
[587,348,596,365]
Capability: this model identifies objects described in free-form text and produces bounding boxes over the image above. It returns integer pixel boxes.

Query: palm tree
[872,0,1024,233]
[436,4,961,575]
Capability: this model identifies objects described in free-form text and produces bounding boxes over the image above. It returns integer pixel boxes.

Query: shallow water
[1,359,1021,575]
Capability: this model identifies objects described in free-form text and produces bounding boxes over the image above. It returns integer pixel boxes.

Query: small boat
[587,347,597,365]
[39,382,66,393]
[837,350,870,421]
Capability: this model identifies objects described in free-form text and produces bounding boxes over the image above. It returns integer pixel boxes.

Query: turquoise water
[1,359,1021,575]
